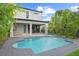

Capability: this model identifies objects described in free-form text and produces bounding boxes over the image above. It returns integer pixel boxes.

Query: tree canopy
[0,4,19,46]
[48,9,79,38]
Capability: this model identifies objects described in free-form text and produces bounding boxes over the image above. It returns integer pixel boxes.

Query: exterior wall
[13,23,28,36]
[13,23,24,36]
[14,9,42,20]
[14,10,26,19]
[28,11,42,20]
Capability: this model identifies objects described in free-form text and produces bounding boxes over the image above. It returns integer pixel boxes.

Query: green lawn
[67,48,79,56]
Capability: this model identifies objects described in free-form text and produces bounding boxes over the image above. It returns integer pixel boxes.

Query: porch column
[10,23,14,37]
[45,24,48,35]
[30,23,32,35]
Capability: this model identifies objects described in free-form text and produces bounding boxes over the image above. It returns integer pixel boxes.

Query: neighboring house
[10,8,49,37]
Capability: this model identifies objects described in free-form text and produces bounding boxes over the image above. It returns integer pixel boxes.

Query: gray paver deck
[0,36,79,56]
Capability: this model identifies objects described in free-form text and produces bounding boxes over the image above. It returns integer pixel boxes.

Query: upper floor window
[26,11,29,18]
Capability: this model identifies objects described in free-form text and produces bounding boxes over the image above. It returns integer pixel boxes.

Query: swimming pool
[12,36,71,54]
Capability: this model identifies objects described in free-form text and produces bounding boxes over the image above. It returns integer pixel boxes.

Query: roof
[21,7,42,13]
[16,18,49,23]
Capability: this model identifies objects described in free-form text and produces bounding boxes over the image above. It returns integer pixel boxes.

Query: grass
[67,48,79,56]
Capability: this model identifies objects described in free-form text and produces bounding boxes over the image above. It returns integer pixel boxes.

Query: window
[24,24,26,33]
[26,11,29,18]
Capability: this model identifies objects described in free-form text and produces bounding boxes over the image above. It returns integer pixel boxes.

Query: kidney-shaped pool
[12,36,72,54]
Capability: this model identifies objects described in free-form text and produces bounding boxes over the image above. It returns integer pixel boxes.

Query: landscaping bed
[67,48,79,56]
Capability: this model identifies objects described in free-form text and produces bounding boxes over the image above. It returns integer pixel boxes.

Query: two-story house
[10,8,49,37]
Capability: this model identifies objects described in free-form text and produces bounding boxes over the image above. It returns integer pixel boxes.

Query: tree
[0,4,19,46]
[48,9,79,38]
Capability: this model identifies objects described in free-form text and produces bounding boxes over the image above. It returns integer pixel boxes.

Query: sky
[20,3,79,21]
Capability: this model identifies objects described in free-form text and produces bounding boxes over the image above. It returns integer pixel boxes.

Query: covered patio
[10,19,49,37]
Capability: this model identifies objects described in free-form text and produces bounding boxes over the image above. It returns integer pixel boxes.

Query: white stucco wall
[14,10,26,19]
[13,23,24,36]
[28,10,42,20]
[14,9,42,20]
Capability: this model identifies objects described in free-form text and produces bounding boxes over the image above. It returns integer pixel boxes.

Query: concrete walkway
[0,36,79,56]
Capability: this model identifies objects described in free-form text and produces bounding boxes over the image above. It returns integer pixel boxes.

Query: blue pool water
[12,36,71,54]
